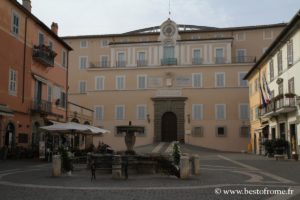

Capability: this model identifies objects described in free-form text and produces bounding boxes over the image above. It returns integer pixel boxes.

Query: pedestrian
[91,159,96,181]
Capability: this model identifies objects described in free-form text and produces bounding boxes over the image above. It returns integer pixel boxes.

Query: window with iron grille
[95,76,104,91]
[79,81,86,94]
[115,105,125,120]
[80,40,88,48]
[192,104,203,120]
[79,56,88,69]
[215,104,226,120]
[240,126,250,137]
[216,126,227,137]
[215,72,225,87]
[192,73,202,88]
[288,77,295,93]
[192,127,204,137]
[137,105,146,120]
[116,76,125,90]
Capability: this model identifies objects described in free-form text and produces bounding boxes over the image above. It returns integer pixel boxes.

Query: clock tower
[158,18,181,45]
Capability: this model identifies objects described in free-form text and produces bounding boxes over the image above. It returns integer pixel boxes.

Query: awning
[254,125,267,132]
[33,74,48,84]
[0,104,14,117]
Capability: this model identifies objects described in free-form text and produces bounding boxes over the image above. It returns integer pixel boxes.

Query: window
[240,126,250,137]
[79,81,87,94]
[60,91,66,108]
[79,56,88,69]
[117,52,126,67]
[239,104,249,120]
[192,49,202,64]
[62,50,67,67]
[80,40,88,48]
[101,39,109,47]
[236,49,246,63]
[216,126,226,137]
[263,29,273,40]
[95,106,104,121]
[192,104,203,120]
[95,76,104,91]
[215,104,226,120]
[11,11,20,36]
[236,32,245,41]
[100,56,109,67]
[53,86,61,101]
[192,73,202,88]
[254,78,258,92]
[116,76,125,90]
[47,85,52,102]
[9,68,17,96]
[239,72,248,87]
[269,59,274,81]
[137,75,147,89]
[115,105,125,120]
[287,40,293,66]
[277,50,283,75]
[137,52,147,67]
[215,72,225,87]
[278,82,283,95]
[288,77,294,93]
[215,48,224,64]
[38,32,44,45]
[137,105,146,120]
[192,127,204,137]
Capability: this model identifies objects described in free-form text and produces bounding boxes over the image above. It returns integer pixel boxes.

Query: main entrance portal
[161,112,177,142]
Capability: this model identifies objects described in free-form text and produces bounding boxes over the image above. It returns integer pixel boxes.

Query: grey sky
[18,0,300,36]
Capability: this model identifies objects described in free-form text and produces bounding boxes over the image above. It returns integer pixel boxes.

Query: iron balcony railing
[259,96,297,117]
[31,100,52,114]
[137,60,148,67]
[161,58,177,65]
[231,56,256,64]
[89,61,110,68]
[214,57,226,64]
[32,45,57,67]
[192,58,203,65]
[116,60,126,68]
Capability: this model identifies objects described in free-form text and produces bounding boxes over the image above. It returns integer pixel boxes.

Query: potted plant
[262,139,274,157]
[285,93,296,98]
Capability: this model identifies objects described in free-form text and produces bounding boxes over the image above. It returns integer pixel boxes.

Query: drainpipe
[65,51,69,122]
[22,17,28,103]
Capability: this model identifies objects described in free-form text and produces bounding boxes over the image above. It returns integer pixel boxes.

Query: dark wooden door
[161,112,177,142]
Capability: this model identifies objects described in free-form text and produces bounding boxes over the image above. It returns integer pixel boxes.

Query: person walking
[91,160,96,181]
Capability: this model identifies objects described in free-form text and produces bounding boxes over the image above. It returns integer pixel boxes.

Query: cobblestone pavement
[0,143,300,200]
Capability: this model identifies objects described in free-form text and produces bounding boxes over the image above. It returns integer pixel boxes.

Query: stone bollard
[112,155,122,179]
[180,155,190,179]
[192,154,200,175]
[52,155,61,177]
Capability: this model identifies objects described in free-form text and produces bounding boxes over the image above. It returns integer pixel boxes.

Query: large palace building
[63,19,285,152]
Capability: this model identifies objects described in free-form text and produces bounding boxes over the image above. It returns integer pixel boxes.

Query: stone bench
[274,154,285,161]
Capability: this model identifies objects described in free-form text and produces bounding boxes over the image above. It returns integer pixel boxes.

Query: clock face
[162,24,175,37]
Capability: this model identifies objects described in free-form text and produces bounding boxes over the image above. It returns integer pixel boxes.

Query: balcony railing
[192,58,203,65]
[214,57,226,64]
[232,56,256,64]
[161,58,177,65]
[116,60,126,68]
[89,61,110,68]
[259,95,297,118]
[137,60,148,67]
[32,45,57,67]
[31,100,52,114]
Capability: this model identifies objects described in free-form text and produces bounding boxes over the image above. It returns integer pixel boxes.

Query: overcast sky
[18,0,300,36]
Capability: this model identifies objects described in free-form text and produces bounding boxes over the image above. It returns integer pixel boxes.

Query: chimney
[51,22,58,35]
[22,0,31,12]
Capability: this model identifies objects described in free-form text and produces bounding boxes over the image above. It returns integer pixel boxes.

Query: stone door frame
[151,97,187,143]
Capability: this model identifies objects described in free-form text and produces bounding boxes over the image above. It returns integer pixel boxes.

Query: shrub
[172,142,181,166]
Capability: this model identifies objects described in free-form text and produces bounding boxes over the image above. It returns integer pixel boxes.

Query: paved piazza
[1,144,300,200]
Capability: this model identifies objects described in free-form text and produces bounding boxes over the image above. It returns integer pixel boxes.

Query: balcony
[137,60,148,67]
[192,58,203,65]
[89,61,110,68]
[214,57,226,64]
[32,45,57,67]
[232,56,256,64]
[161,58,177,66]
[31,100,52,114]
[116,60,126,68]
[259,94,297,118]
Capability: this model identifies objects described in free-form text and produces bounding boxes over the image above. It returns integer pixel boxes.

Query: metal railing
[116,60,126,68]
[259,96,297,117]
[32,45,57,67]
[161,58,177,65]
[31,100,52,113]
[137,60,148,67]
[214,57,226,64]
[89,61,110,68]
[231,56,256,64]
[192,58,203,65]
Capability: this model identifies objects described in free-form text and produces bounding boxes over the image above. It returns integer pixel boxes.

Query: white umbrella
[40,122,110,135]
